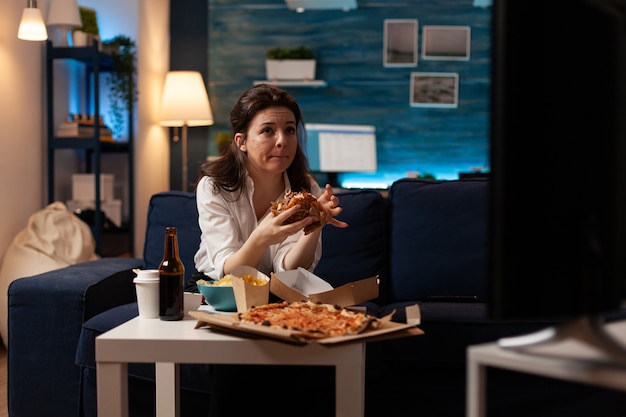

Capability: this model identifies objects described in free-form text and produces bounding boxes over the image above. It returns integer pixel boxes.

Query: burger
[271,190,328,235]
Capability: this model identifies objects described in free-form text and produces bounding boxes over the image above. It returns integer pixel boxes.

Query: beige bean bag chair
[0,201,99,347]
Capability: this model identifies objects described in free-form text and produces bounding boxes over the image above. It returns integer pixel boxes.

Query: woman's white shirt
[194,173,323,279]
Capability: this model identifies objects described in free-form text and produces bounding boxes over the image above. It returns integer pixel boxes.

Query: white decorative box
[66,199,122,228]
[265,59,316,81]
[72,173,114,202]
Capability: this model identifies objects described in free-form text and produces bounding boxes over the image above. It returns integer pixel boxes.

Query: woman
[193,83,347,282]
[194,84,347,417]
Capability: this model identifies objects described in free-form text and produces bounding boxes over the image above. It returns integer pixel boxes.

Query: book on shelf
[56,120,114,141]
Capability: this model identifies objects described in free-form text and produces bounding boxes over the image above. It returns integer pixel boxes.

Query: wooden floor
[0,344,6,417]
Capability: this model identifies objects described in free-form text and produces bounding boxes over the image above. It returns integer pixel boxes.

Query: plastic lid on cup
[134,269,160,283]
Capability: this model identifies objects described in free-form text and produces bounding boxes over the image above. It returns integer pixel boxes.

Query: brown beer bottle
[158,227,185,321]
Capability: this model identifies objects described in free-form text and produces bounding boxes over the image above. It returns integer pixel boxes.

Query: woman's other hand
[318,184,348,229]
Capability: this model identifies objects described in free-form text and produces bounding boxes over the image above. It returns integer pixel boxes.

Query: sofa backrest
[143,191,200,285]
[141,181,488,304]
[142,189,388,294]
[387,178,488,303]
[313,189,388,304]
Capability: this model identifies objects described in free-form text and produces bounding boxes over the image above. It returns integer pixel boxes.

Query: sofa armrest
[7,257,143,417]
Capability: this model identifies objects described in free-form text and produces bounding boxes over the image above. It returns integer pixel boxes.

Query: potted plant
[72,6,99,47]
[265,46,316,81]
[102,35,137,139]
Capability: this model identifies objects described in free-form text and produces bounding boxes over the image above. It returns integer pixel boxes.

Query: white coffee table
[96,314,365,417]
[466,320,626,417]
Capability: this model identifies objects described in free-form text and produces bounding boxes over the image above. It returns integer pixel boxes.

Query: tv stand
[498,315,626,366]
[468,318,626,417]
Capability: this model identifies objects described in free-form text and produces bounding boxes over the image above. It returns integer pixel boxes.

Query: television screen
[488,0,626,357]
[304,123,377,173]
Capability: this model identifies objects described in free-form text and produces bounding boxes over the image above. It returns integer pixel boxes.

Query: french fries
[197,273,268,287]
[240,274,269,286]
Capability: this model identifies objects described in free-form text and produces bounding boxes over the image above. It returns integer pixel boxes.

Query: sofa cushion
[143,191,200,286]
[76,304,211,417]
[380,301,557,365]
[75,302,139,369]
[75,303,212,393]
[313,190,387,305]
[387,178,488,303]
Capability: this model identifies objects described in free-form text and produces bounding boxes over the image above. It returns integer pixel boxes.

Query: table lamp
[17,0,48,41]
[47,0,82,46]
[159,71,214,191]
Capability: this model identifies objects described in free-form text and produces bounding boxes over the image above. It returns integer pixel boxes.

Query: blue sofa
[8,178,626,417]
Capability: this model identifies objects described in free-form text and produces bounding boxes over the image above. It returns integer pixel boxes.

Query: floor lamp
[159,71,214,191]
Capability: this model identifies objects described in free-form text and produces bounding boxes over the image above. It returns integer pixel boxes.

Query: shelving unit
[46,40,134,256]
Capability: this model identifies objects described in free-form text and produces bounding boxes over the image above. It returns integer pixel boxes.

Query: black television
[488,0,626,361]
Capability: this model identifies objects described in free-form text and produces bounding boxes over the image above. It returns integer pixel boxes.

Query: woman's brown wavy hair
[196,84,312,200]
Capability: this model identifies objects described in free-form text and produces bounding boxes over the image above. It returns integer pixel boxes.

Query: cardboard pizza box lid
[270,267,379,306]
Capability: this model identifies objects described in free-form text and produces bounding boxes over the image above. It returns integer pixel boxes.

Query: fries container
[230,265,270,312]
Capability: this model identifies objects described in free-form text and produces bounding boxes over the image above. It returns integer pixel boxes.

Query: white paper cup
[134,269,160,319]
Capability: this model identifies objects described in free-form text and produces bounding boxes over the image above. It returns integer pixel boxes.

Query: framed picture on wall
[383,19,418,67]
[410,72,459,108]
[422,26,471,61]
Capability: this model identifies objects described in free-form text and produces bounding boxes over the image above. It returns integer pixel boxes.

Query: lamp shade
[159,71,214,127]
[18,3,48,41]
[47,0,82,27]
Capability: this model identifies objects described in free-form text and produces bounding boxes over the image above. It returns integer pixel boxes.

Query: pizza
[238,300,380,338]
[271,190,328,235]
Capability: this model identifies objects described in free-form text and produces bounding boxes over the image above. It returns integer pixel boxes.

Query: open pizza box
[269,267,379,307]
[189,267,422,345]
[189,303,423,345]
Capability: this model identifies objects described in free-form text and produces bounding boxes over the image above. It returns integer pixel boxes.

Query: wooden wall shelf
[253,80,327,87]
